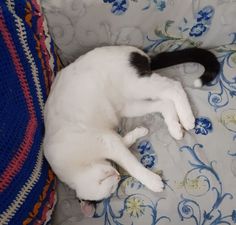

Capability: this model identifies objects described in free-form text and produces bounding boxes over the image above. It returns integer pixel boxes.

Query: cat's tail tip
[194,78,203,88]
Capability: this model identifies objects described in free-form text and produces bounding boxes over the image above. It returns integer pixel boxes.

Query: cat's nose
[115,173,121,181]
[113,170,120,181]
[110,170,120,181]
[100,170,121,184]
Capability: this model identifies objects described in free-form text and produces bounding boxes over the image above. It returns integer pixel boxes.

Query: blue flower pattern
[140,155,155,168]
[232,210,236,223]
[144,6,215,54]
[143,0,166,11]
[103,0,166,15]
[178,5,213,38]
[155,0,166,11]
[137,140,152,154]
[196,6,214,23]
[103,0,128,15]
[194,117,213,135]
[189,23,207,37]
[137,140,157,168]
[189,6,214,37]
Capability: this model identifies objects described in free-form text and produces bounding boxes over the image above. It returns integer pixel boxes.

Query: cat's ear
[129,52,151,77]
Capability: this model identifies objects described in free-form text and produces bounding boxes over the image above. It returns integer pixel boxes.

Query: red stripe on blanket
[32,0,54,91]
[0,9,37,192]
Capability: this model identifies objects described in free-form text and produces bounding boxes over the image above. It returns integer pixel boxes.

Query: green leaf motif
[165,20,174,33]
[154,29,166,38]
[231,53,236,64]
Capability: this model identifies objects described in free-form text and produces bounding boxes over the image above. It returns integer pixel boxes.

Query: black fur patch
[150,48,220,85]
[130,52,151,76]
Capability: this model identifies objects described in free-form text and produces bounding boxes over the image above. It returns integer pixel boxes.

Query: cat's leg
[121,99,183,140]
[127,73,195,131]
[122,127,149,147]
[102,133,164,192]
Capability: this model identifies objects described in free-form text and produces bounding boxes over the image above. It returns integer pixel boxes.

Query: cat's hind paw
[123,126,149,147]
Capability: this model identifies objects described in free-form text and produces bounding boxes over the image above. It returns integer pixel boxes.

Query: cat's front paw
[146,174,164,192]
[180,114,195,131]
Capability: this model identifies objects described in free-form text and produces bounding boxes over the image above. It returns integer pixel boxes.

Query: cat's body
[44,46,219,201]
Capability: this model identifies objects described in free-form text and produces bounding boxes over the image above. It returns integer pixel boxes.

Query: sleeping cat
[43,46,220,202]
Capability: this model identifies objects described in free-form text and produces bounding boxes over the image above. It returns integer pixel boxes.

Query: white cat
[43,46,219,201]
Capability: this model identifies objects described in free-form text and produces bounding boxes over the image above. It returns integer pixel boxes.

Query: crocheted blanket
[0,1,61,224]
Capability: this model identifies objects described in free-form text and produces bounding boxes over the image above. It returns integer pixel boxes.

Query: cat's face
[75,162,120,201]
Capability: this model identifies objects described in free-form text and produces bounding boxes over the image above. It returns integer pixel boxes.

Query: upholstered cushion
[0,0,61,224]
[42,0,236,65]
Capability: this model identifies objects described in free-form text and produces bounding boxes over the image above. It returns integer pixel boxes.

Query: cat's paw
[123,127,149,147]
[132,126,149,138]
[181,114,195,131]
[146,174,164,192]
[168,121,184,140]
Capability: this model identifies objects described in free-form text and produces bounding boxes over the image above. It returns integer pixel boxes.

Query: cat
[43,46,220,203]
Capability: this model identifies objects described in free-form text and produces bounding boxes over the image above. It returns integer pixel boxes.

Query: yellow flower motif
[175,178,205,190]
[186,178,201,189]
[123,177,137,187]
[221,110,236,132]
[221,112,236,125]
[231,53,236,64]
[125,197,145,218]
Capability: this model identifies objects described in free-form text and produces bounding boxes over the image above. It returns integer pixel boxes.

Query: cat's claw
[133,126,149,138]
[168,121,183,140]
[146,174,164,192]
[180,114,195,131]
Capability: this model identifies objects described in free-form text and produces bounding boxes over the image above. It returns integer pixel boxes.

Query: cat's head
[73,162,120,201]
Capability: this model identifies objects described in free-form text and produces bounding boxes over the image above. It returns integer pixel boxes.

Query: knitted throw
[0,0,61,224]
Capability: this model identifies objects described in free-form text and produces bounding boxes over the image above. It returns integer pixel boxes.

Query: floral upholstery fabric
[41,1,236,224]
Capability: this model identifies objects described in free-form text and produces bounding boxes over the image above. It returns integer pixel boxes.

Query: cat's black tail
[150,48,220,87]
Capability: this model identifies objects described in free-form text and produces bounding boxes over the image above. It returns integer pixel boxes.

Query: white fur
[194,78,203,88]
[44,46,195,200]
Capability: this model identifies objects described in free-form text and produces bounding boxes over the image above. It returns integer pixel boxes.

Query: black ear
[129,52,151,76]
